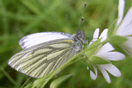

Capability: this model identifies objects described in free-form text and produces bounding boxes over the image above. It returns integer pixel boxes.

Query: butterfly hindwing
[8,39,76,78]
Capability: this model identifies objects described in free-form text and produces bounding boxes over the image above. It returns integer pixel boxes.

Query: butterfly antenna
[78,3,86,30]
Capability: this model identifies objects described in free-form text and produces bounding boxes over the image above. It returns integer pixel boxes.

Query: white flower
[87,28,125,83]
[114,0,132,57]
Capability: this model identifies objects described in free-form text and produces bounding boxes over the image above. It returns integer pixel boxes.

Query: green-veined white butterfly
[8,30,87,78]
[8,4,87,78]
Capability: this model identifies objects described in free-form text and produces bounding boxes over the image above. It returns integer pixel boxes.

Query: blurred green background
[0,0,132,88]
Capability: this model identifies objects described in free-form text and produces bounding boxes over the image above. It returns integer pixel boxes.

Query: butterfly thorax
[72,30,87,53]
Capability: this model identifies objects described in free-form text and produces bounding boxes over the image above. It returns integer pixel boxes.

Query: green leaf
[50,74,73,88]
[109,36,127,44]
[89,56,110,64]
[33,77,46,87]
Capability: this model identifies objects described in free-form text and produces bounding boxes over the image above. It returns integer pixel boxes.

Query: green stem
[40,39,108,87]
[21,77,31,88]
[67,57,85,66]
[0,67,17,86]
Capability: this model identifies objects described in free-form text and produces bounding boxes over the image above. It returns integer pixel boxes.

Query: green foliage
[24,83,32,88]
[89,56,110,64]
[109,36,127,44]
[33,76,47,87]
[109,36,128,56]
[50,74,73,88]
[0,0,132,88]
[85,38,102,57]
[85,59,95,74]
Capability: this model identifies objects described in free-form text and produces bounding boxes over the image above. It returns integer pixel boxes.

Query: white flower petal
[90,66,98,80]
[98,66,111,83]
[116,0,125,26]
[95,43,114,55]
[97,52,125,61]
[93,28,100,39]
[101,64,121,77]
[88,28,100,47]
[116,7,132,36]
[99,28,108,42]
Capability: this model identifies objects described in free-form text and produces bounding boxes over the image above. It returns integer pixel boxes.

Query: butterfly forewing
[19,32,72,49]
[8,39,76,78]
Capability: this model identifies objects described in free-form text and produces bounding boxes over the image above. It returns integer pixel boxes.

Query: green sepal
[50,74,73,88]
[86,60,95,73]
[89,56,110,64]
[110,43,128,56]
[85,38,102,57]
[108,23,116,38]
[109,36,127,44]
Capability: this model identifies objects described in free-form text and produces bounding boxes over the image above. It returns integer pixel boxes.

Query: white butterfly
[8,30,87,78]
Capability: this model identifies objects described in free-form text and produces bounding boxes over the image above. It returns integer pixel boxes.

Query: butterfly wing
[8,39,76,78]
[19,32,72,49]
